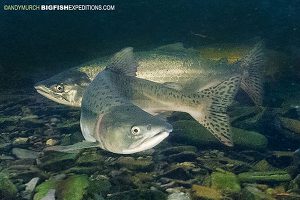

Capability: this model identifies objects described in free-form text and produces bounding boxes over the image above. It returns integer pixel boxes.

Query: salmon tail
[239,41,265,106]
[191,76,241,146]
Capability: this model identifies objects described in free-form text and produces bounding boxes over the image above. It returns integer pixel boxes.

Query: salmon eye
[131,126,140,135]
[55,84,64,92]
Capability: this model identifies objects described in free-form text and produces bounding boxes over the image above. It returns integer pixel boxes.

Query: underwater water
[1,0,300,199]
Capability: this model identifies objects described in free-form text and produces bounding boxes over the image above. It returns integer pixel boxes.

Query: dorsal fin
[106,47,138,76]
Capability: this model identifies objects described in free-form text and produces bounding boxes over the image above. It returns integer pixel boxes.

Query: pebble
[13,137,29,145]
[23,177,40,199]
[12,148,39,159]
[167,191,191,200]
[25,177,40,192]
[46,139,58,146]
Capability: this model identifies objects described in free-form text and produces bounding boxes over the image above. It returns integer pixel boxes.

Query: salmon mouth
[122,129,172,154]
[34,84,68,105]
[35,85,53,98]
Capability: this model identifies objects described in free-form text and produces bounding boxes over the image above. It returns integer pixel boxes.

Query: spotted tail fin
[239,41,265,106]
[191,76,241,146]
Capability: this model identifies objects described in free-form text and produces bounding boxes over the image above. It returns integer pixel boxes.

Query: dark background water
[0,0,299,88]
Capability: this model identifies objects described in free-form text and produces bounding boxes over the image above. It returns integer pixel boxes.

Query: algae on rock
[33,179,57,200]
[86,175,111,197]
[0,172,17,200]
[238,170,292,183]
[39,151,78,171]
[57,175,89,200]
[116,156,154,171]
[171,120,268,150]
[191,184,222,200]
[210,171,241,194]
[241,186,275,200]
[34,175,89,200]
[106,189,167,200]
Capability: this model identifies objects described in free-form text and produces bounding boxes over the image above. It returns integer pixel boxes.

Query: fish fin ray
[239,41,265,105]
[106,47,138,76]
[194,76,241,146]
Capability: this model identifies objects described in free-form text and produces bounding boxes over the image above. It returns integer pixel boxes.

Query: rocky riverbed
[1,77,300,200]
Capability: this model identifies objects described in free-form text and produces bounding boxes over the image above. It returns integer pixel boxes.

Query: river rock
[34,175,89,200]
[86,175,111,197]
[65,166,101,175]
[76,149,104,166]
[45,139,58,146]
[191,184,222,200]
[115,156,154,171]
[0,115,21,124]
[12,148,39,159]
[238,170,292,183]
[168,151,198,163]
[161,166,191,181]
[38,152,78,171]
[33,179,57,200]
[13,137,29,146]
[230,106,265,129]
[279,117,300,134]
[41,189,56,200]
[170,120,268,150]
[241,186,275,200]
[160,146,198,156]
[57,175,89,200]
[0,143,12,152]
[106,189,167,200]
[211,171,241,194]
[23,177,40,199]
[253,160,274,171]
[131,172,155,188]
[0,172,17,200]
[167,191,191,200]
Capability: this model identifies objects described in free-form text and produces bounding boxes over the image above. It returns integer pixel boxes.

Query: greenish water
[0,1,300,200]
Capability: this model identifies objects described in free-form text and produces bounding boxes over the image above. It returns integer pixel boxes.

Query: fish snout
[34,82,47,91]
[165,123,173,133]
[34,84,43,90]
